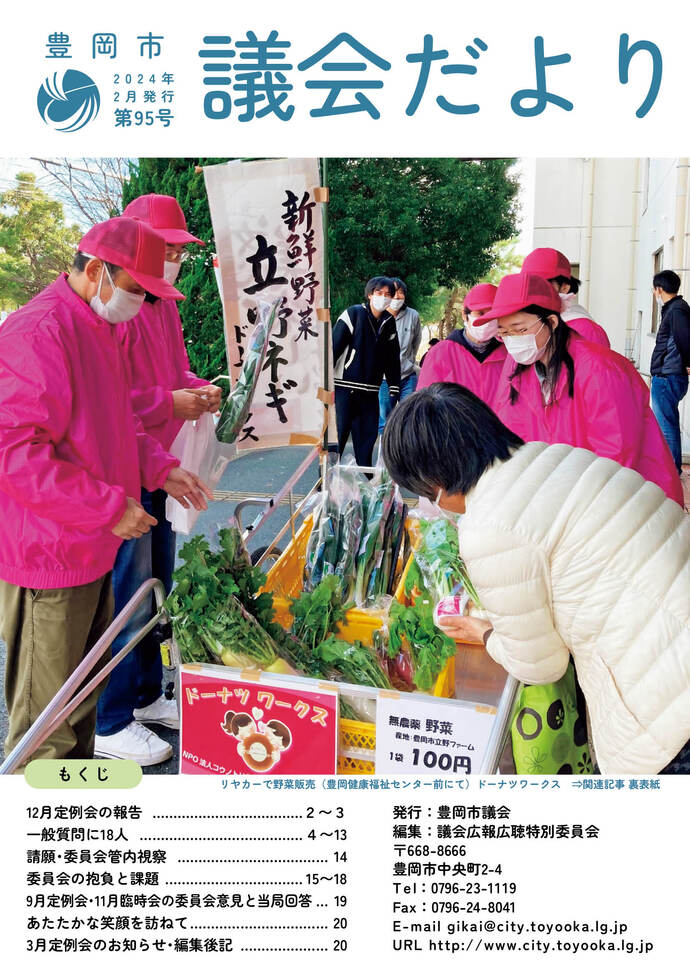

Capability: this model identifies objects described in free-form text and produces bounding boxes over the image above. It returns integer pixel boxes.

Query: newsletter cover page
[0,1,688,971]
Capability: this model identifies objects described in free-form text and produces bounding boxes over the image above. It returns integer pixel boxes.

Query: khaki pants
[0,574,113,764]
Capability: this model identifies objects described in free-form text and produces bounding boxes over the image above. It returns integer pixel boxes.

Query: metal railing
[0,579,168,775]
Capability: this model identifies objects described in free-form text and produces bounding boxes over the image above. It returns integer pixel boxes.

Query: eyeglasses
[165,246,191,263]
[497,315,548,340]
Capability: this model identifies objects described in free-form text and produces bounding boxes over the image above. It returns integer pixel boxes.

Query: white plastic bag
[165,412,234,535]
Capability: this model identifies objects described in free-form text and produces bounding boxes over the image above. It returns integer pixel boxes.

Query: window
[651,247,664,333]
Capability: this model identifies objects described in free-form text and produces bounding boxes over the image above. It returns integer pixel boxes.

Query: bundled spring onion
[355,468,395,606]
[216,298,279,445]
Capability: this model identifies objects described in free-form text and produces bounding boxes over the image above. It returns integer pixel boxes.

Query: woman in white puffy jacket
[382,382,690,775]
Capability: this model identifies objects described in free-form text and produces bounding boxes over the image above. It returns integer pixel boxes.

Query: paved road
[0,446,321,775]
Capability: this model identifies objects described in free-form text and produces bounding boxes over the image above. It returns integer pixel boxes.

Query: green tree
[0,172,82,307]
[327,158,519,318]
[485,236,524,285]
[121,157,229,381]
[121,157,519,378]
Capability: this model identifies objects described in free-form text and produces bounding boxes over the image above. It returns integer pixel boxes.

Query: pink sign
[180,669,339,776]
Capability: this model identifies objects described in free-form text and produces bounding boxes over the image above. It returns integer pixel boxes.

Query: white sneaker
[94,721,173,766]
[133,694,179,730]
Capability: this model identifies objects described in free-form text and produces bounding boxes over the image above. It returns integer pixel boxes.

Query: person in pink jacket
[521,247,611,348]
[476,273,684,506]
[418,283,506,403]
[0,217,213,765]
[94,194,223,765]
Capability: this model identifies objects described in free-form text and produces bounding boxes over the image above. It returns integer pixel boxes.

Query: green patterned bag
[511,660,593,775]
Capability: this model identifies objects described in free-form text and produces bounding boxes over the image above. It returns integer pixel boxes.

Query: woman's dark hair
[508,305,575,406]
[391,276,408,306]
[549,274,571,290]
[569,275,581,295]
[72,250,121,277]
[381,382,524,498]
[364,275,396,300]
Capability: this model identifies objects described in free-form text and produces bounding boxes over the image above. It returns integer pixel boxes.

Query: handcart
[0,579,169,775]
[0,459,520,776]
[0,150,519,775]
[0,442,321,776]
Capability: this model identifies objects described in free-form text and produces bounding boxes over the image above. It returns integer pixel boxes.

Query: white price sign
[375,694,496,776]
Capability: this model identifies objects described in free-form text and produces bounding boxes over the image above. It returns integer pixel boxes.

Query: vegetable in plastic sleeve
[216,298,280,445]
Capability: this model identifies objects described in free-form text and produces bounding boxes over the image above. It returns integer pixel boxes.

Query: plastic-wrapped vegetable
[409,518,481,607]
[387,599,457,693]
[304,460,365,595]
[331,463,365,601]
[316,636,392,690]
[355,467,396,606]
[216,298,280,445]
[378,492,406,600]
[303,492,326,590]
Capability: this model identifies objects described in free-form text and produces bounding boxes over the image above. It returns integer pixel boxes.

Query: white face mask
[656,295,664,308]
[163,260,181,284]
[503,320,548,366]
[431,488,460,523]
[90,263,145,324]
[389,298,404,312]
[559,292,576,313]
[370,294,390,312]
[465,315,498,343]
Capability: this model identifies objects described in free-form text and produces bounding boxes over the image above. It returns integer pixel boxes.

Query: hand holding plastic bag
[165,412,233,534]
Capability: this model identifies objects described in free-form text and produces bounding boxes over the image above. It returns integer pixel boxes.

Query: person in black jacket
[332,276,401,466]
[651,270,690,473]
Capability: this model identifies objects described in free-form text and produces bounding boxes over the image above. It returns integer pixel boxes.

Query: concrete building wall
[530,157,689,459]
[531,158,638,355]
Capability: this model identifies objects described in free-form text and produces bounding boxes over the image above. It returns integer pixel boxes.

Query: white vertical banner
[204,157,333,449]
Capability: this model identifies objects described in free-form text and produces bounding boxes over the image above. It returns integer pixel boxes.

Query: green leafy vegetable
[388,600,457,692]
[408,519,481,606]
[166,528,281,667]
[314,636,392,690]
[289,577,349,650]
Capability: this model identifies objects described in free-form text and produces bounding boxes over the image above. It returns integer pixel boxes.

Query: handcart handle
[234,497,275,534]
[0,578,168,775]
[478,675,522,775]
[236,444,321,542]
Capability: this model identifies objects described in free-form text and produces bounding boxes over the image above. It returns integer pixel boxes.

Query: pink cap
[79,217,184,301]
[473,273,561,326]
[464,282,498,311]
[123,194,206,246]
[521,247,571,280]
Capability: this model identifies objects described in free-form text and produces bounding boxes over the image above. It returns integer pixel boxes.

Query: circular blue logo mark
[37,70,100,133]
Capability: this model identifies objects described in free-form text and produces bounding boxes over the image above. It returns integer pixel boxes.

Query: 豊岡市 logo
[37,70,100,133]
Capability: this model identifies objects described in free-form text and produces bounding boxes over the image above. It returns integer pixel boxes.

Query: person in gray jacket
[378,277,422,434]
